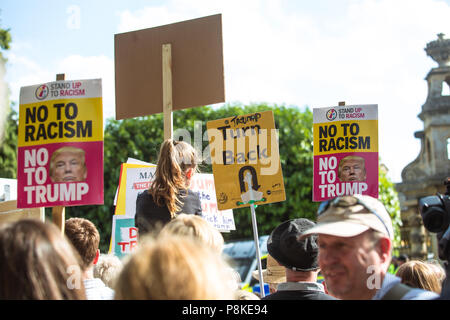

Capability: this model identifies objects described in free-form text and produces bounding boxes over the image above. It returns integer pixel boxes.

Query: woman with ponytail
[135,139,202,237]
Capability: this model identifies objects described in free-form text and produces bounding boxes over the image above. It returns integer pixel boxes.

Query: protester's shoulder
[262,290,337,300]
[402,288,440,300]
[84,278,115,300]
[137,190,152,202]
[136,191,158,210]
[318,292,339,300]
[185,189,202,209]
[186,188,201,201]
[261,292,285,300]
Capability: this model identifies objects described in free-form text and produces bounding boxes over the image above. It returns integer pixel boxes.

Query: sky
[1,0,450,184]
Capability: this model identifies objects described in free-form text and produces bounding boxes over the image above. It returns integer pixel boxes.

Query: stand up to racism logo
[326,108,337,121]
[35,84,49,100]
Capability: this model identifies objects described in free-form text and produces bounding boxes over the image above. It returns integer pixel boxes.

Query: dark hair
[65,217,100,270]
[0,219,86,299]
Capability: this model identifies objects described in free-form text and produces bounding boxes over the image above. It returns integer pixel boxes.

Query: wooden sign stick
[338,101,346,106]
[52,73,66,234]
[162,43,173,140]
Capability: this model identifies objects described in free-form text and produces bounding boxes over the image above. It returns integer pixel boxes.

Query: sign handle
[52,206,66,233]
[52,73,66,234]
[250,203,265,298]
[162,43,173,140]
[338,101,345,106]
[246,181,265,298]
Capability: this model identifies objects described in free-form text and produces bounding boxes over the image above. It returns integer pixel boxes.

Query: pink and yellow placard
[313,105,378,202]
[17,79,103,208]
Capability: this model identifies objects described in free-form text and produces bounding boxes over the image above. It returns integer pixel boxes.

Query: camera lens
[419,196,449,233]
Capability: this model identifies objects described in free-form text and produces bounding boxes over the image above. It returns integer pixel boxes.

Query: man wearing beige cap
[299,195,439,300]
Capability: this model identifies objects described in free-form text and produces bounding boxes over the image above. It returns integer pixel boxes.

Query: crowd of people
[0,139,448,300]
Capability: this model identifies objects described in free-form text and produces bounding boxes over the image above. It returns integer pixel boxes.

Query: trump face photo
[338,156,366,182]
[49,146,87,182]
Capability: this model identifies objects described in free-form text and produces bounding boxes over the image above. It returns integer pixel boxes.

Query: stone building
[396,33,450,261]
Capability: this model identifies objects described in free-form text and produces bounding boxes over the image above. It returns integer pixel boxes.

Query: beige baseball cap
[299,195,394,240]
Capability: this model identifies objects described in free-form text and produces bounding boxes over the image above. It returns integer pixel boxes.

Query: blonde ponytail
[150,139,198,218]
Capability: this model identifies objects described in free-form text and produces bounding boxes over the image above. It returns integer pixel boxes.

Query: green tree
[0,27,11,51]
[379,164,402,252]
[0,24,14,177]
[0,108,18,178]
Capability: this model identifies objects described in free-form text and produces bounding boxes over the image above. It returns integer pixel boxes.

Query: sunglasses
[317,196,391,238]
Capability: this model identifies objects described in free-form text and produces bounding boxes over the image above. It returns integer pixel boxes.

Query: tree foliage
[379,164,402,251]
[0,27,11,51]
[0,23,14,177]
[0,108,18,178]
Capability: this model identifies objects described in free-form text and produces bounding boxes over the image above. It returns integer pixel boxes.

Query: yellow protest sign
[207,110,285,211]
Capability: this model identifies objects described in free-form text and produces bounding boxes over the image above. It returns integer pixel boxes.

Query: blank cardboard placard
[115,14,225,120]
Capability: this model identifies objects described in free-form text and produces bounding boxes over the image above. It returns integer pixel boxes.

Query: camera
[419,178,450,299]
[420,194,450,233]
[419,178,450,261]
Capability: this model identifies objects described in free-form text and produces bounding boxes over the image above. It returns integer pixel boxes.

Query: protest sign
[109,160,235,255]
[206,110,285,211]
[207,110,285,297]
[115,14,224,120]
[114,163,157,217]
[113,158,154,206]
[114,162,235,231]
[17,79,103,208]
[111,215,138,258]
[190,173,235,232]
[312,104,378,201]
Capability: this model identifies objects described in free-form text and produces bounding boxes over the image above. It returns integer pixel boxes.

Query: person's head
[49,146,87,182]
[64,218,100,271]
[427,260,446,284]
[396,260,444,294]
[397,254,409,266]
[159,214,224,253]
[267,218,320,281]
[0,219,86,299]
[150,139,199,217]
[338,155,366,182]
[93,254,123,288]
[300,195,394,300]
[114,234,235,300]
[252,254,286,294]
